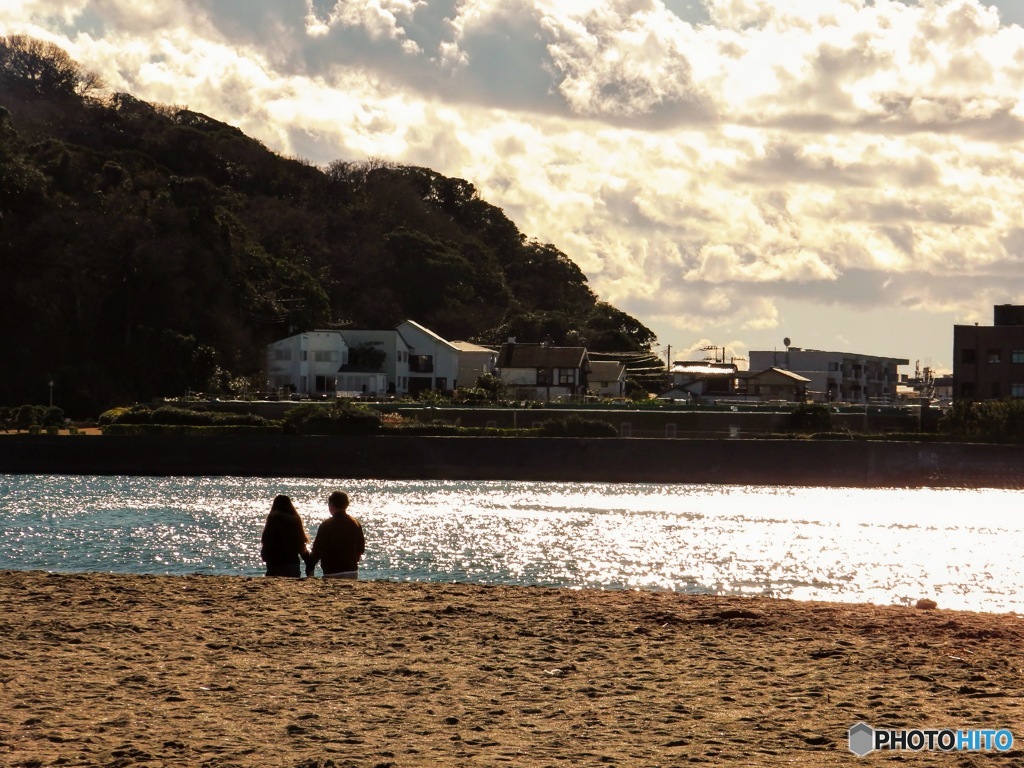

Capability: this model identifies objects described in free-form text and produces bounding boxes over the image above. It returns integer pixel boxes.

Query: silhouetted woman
[259,495,311,577]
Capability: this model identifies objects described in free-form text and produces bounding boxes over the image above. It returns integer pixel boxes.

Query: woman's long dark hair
[262,494,309,545]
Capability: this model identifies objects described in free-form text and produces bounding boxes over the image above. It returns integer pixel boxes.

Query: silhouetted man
[306,491,366,579]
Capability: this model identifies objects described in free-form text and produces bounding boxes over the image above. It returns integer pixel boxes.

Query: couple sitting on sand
[259,491,366,579]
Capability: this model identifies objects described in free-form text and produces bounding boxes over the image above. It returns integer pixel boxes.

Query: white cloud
[312,0,425,53]
[539,1,711,119]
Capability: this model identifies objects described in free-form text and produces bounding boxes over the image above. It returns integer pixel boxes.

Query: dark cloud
[184,0,308,64]
[600,184,660,229]
[181,0,574,116]
[405,0,461,53]
[444,4,564,112]
[731,139,944,196]
[787,42,879,115]
[863,96,1024,141]
[1002,227,1024,257]
[175,1,461,96]
[878,224,916,256]
[653,266,1024,317]
[177,0,716,123]
[733,142,877,187]
[753,98,1024,141]
[860,199,987,226]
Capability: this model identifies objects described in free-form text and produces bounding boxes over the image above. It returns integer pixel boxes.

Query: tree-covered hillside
[0,36,655,415]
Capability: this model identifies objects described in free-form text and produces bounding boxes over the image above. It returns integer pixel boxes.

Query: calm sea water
[1,475,1021,614]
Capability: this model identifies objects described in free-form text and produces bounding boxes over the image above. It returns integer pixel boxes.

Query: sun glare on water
[0,476,1020,614]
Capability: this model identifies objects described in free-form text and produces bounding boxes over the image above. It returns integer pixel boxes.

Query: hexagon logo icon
[849,722,875,756]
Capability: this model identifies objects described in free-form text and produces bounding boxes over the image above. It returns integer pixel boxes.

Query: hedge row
[101,424,283,436]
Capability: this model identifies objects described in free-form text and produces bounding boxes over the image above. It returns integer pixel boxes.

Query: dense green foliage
[0,37,655,416]
[785,402,833,433]
[99,403,273,428]
[3,403,64,431]
[536,414,618,437]
[100,423,281,436]
[282,401,383,436]
[938,399,1024,442]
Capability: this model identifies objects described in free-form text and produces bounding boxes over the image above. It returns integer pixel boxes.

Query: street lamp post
[48,380,54,408]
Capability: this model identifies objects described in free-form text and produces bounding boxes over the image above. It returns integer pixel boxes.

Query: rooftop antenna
[701,344,722,363]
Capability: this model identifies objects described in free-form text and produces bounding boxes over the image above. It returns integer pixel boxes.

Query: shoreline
[4,570,1023,767]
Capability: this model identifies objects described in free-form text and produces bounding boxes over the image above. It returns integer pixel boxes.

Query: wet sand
[3,570,1023,767]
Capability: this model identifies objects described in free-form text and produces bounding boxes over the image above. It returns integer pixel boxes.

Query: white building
[338,328,412,396]
[588,360,626,398]
[451,341,498,390]
[748,347,909,403]
[397,320,461,394]
[496,342,591,402]
[663,361,738,401]
[266,330,391,397]
[267,320,465,398]
[268,331,372,397]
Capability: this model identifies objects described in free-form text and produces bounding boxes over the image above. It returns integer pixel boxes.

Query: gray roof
[451,341,498,354]
[498,343,589,370]
[589,360,625,381]
[748,367,811,384]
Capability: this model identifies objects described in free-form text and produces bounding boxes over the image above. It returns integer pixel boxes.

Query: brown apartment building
[953,304,1024,400]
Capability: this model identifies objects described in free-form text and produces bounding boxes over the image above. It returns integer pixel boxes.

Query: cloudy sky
[8,0,1024,374]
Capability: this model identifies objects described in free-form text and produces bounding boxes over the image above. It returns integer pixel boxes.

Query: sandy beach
[3,571,1023,767]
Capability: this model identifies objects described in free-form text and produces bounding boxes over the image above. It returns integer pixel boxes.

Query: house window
[1013,384,1024,398]
[409,355,433,373]
[314,375,336,392]
[301,351,308,362]
[314,350,338,363]
[537,369,548,385]
[987,349,1002,364]
[961,348,976,364]
[1013,349,1024,364]
[828,362,839,371]
[558,369,576,385]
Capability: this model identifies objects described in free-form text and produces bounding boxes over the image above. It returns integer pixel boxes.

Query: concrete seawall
[2,435,1023,488]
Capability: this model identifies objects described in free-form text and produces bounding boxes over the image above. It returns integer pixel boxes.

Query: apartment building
[953,304,1024,400]
[748,347,908,403]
